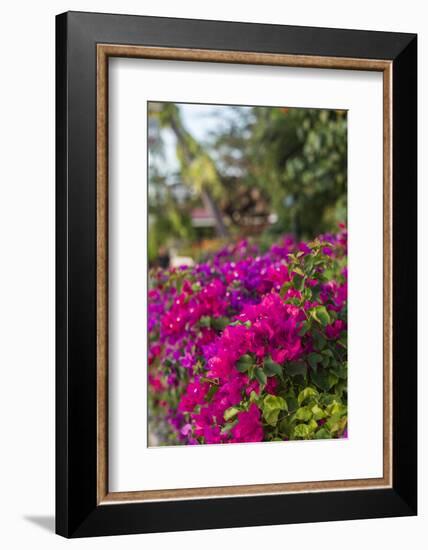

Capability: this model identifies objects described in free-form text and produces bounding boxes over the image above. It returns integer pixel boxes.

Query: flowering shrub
[148,226,347,445]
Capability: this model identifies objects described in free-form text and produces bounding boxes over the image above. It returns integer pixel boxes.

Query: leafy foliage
[148,103,348,266]
[210,106,347,239]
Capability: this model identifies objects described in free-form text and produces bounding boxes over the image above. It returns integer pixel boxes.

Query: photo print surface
[147,101,347,447]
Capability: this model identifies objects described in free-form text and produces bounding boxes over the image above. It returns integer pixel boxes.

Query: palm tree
[152,102,228,238]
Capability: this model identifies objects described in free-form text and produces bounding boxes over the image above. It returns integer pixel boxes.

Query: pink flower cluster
[148,226,348,445]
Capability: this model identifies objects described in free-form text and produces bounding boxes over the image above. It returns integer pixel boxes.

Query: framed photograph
[56,11,417,537]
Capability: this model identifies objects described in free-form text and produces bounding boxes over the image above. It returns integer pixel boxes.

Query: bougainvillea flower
[326,319,346,339]
[148,226,348,445]
[231,404,264,443]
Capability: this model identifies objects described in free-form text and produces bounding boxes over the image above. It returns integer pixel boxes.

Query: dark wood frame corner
[56,10,417,538]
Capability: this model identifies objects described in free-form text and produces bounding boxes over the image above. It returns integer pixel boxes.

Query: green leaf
[249,390,259,403]
[315,427,331,439]
[255,368,267,386]
[330,361,347,380]
[338,335,347,348]
[264,395,288,412]
[304,255,315,272]
[230,319,251,328]
[292,266,305,277]
[326,414,347,434]
[308,419,318,432]
[302,288,312,302]
[335,380,347,397]
[211,316,230,331]
[279,417,293,437]
[311,306,331,326]
[312,331,326,351]
[285,360,307,378]
[279,281,291,298]
[295,406,313,422]
[236,354,253,373]
[298,320,311,337]
[285,395,299,413]
[326,400,347,417]
[292,274,305,291]
[199,316,211,328]
[307,352,323,369]
[221,419,238,434]
[224,407,239,421]
[262,395,287,426]
[311,369,339,391]
[319,393,336,407]
[263,408,281,426]
[293,423,311,439]
[298,387,319,405]
[311,404,326,420]
[321,355,330,368]
[206,384,219,401]
[263,357,283,377]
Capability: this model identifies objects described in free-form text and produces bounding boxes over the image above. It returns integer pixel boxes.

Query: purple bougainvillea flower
[203,425,222,444]
[326,319,346,339]
[245,378,261,397]
[265,377,279,395]
[231,404,264,443]
[298,242,311,255]
[180,423,192,436]
[178,378,208,412]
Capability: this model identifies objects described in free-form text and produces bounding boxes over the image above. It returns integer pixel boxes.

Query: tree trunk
[201,188,228,238]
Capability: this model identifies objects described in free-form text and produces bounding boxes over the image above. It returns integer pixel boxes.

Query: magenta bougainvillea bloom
[231,404,264,443]
[178,378,208,413]
[148,226,348,445]
[326,319,346,340]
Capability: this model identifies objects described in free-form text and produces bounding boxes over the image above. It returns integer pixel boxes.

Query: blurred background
[148,102,347,268]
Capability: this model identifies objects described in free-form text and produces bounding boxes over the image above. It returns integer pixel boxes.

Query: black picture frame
[56,10,417,538]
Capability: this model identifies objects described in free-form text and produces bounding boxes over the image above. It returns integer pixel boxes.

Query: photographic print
[57,14,417,536]
[148,101,348,446]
